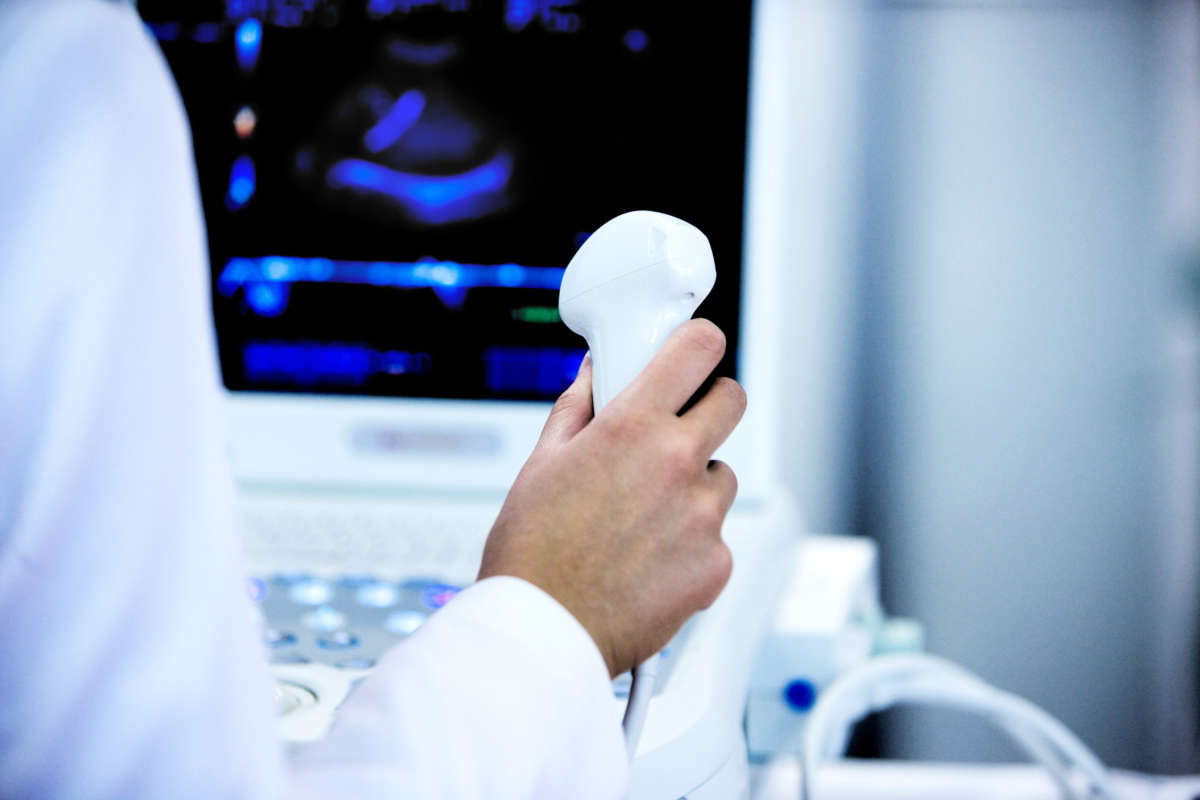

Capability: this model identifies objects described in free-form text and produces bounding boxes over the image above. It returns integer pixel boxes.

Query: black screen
[140,0,752,401]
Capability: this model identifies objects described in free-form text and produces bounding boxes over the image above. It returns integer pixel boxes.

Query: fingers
[681,377,746,459]
[538,354,593,446]
[623,319,726,414]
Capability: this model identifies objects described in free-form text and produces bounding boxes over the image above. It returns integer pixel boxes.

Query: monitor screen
[140,0,752,403]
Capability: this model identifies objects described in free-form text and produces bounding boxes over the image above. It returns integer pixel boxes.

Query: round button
[302,605,347,632]
[317,631,359,650]
[246,577,267,604]
[264,628,296,648]
[420,583,461,610]
[274,681,316,715]
[356,581,400,609]
[783,678,818,712]
[386,609,427,636]
[289,578,333,606]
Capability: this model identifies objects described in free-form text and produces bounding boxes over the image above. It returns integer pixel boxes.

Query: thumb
[538,353,593,447]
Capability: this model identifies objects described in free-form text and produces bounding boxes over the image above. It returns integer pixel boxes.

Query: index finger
[621,319,727,414]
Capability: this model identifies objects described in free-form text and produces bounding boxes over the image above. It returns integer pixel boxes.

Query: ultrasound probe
[558,210,717,757]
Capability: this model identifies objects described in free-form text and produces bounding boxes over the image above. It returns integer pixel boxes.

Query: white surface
[0,2,628,796]
[859,3,1159,767]
[751,760,1200,800]
[747,535,880,758]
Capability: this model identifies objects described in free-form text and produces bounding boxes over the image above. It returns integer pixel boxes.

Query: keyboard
[239,496,690,740]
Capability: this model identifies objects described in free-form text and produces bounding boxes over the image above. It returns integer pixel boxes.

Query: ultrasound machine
[141,1,810,796]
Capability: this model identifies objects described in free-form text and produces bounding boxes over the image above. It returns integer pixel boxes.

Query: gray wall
[783,2,1168,769]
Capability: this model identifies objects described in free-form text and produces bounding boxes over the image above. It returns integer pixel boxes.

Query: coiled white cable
[623,654,660,757]
[800,653,1121,800]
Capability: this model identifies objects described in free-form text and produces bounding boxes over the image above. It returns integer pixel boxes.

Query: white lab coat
[0,1,628,796]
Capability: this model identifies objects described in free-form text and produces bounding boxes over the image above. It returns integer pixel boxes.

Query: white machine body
[559,210,716,411]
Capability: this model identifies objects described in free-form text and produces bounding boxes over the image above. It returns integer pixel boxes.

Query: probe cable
[800,652,1121,800]
[623,654,660,758]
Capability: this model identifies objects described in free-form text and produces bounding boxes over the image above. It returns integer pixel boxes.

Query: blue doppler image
[140,0,751,401]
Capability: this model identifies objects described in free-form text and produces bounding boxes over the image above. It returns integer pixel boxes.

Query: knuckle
[552,387,582,415]
[609,403,654,442]
[665,432,703,473]
[695,489,726,527]
[716,461,739,501]
[712,541,734,584]
[718,378,748,415]
[705,460,738,508]
[695,542,734,610]
[680,319,726,359]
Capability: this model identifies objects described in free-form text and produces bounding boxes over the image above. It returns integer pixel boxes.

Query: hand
[477,319,745,677]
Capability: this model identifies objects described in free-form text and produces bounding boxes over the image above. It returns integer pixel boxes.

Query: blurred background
[777,0,1199,775]
[135,0,1199,776]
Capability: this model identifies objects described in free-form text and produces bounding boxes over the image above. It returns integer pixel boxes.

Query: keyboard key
[317,631,359,650]
[420,583,461,610]
[289,578,333,606]
[386,609,427,636]
[264,628,296,648]
[356,581,400,608]
[302,605,347,632]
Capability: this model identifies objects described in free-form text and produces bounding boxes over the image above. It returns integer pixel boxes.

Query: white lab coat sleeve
[0,1,284,797]
[0,2,629,799]
[290,576,630,799]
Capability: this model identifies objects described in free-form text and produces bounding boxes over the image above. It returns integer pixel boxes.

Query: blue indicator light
[364,89,426,154]
[226,155,256,210]
[235,18,262,71]
[325,150,513,225]
[624,28,649,53]
[783,678,818,712]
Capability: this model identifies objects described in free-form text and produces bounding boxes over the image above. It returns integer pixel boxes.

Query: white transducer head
[559,210,716,411]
